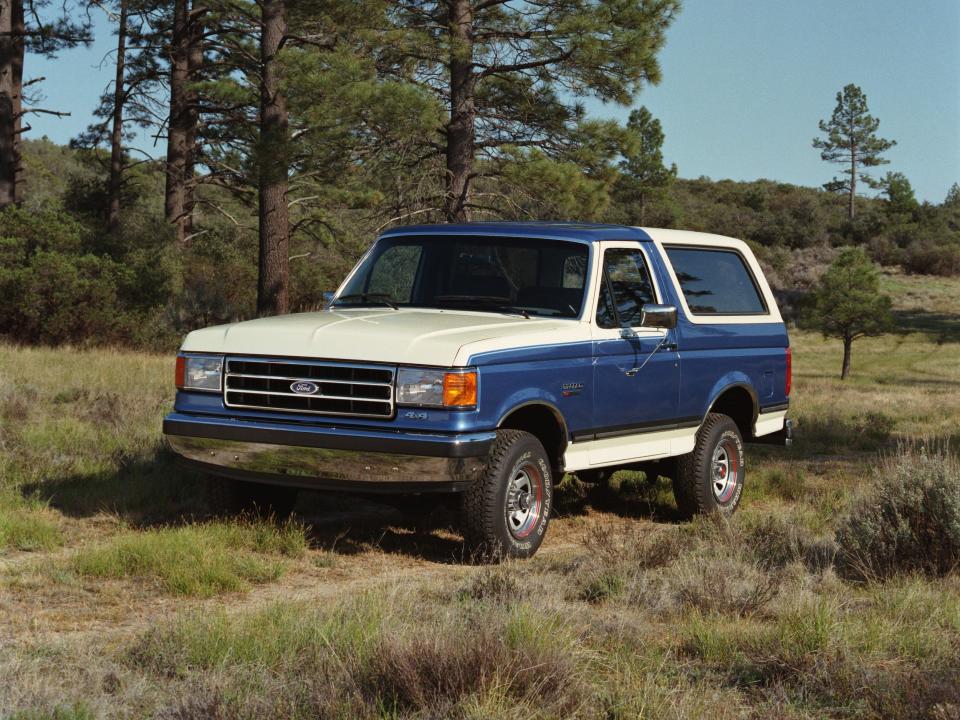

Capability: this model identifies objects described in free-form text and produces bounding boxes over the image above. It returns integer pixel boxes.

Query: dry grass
[1,276,960,718]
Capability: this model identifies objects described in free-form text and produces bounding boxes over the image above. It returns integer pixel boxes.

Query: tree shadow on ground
[892,310,960,343]
[21,447,209,527]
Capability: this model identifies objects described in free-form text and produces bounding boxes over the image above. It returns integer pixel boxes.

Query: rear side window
[664,247,767,315]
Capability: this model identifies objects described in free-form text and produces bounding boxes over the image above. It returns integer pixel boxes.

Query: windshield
[334,235,590,319]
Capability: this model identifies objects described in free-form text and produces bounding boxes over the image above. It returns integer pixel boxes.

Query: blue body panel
[172,224,790,452]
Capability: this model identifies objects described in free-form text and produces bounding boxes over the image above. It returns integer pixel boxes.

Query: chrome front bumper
[163,413,494,492]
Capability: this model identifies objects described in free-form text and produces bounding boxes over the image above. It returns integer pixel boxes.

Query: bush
[902,240,960,277]
[836,447,960,581]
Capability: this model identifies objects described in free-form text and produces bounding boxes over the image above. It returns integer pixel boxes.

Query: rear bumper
[163,413,494,492]
[750,417,794,447]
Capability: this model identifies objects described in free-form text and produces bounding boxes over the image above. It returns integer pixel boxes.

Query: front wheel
[672,413,745,518]
[461,430,553,561]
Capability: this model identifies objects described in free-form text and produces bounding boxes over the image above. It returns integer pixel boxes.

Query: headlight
[175,354,223,392]
[396,368,477,408]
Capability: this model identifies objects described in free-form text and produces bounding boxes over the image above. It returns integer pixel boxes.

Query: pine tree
[384,0,680,222]
[813,84,895,221]
[0,0,90,208]
[615,106,676,225]
[164,0,207,245]
[944,183,960,208]
[881,171,918,217]
[807,247,894,380]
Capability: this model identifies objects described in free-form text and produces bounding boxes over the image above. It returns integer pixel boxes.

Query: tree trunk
[257,0,289,316]
[0,0,24,209]
[182,2,204,241]
[841,336,852,380]
[107,0,128,237]
[443,0,474,223]
[165,0,189,244]
[848,139,856,221]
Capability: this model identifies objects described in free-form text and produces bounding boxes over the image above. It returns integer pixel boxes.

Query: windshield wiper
[433,295,530,319]
[332,293,398,309]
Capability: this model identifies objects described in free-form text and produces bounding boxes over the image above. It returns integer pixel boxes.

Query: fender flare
[703,380,759,433]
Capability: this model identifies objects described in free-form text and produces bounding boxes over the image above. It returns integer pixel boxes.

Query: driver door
[589,242,680,464]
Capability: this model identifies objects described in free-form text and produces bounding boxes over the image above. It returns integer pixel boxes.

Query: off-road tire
[461,430,553,562]
[672,413,745,518]
[206,476,299,519]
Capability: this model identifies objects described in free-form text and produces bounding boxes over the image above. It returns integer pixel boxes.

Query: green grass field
[1,272,959,719]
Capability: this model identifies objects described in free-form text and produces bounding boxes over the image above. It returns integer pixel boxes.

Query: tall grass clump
[836,445,960,581]
[0,506,62,552]
[132,596,589,718]
[70,519,307,596]
[6,703,95,720]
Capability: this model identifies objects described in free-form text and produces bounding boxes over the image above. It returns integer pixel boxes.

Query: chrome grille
[224,358,395,418]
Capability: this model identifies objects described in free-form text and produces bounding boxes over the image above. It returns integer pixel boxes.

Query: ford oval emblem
[290,381,320,395]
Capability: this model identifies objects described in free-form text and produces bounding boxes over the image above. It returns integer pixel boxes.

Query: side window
[596,249,656,329]
[665,247,767,315]
[367,244,422,302]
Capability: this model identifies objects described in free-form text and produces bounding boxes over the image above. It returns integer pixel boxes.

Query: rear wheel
[461,430,552,561]
[206,476,299,519]
[672,413,745,518]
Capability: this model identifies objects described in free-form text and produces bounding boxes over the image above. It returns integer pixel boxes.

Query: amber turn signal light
[443,371,477,408]
[175,355,186,390]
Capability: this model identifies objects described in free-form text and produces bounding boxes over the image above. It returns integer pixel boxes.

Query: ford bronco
[164,222,792,559]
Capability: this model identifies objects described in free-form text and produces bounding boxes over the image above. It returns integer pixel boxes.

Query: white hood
[180,308,587,366]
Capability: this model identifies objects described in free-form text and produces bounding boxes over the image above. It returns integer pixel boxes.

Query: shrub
[579,570,626,603]
[902,240,960,277]
[836,447,960,581]
[459,565,526,603]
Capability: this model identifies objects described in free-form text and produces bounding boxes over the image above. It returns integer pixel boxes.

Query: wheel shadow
[296,492,470,564]
[553,473,688,524]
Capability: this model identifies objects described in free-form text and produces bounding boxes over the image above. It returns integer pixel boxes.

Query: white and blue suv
[164,222,792,559]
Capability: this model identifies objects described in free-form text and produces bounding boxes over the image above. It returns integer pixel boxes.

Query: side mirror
[640,303,677,329]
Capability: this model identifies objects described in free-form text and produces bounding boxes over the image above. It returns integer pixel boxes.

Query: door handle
[660,343,678,352]
[624,335,675,376]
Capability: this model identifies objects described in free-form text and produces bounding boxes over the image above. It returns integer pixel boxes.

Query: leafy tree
[384,0,680,222]
[615,105,676,224]
[807,247,894,379]
[813,84,895,221]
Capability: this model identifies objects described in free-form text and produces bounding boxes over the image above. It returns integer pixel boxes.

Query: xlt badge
[561,382,584,397]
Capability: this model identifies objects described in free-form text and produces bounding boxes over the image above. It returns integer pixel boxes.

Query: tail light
[785,346,792,397]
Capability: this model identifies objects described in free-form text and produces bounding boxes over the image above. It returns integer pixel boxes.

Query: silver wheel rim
[506,464,543,539]
[711,440,739,504]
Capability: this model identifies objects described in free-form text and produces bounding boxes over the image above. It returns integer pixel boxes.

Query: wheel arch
[497,401,569,477]
[705,382,758,440]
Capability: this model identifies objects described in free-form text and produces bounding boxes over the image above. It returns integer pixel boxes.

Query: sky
[23,0,960,203]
